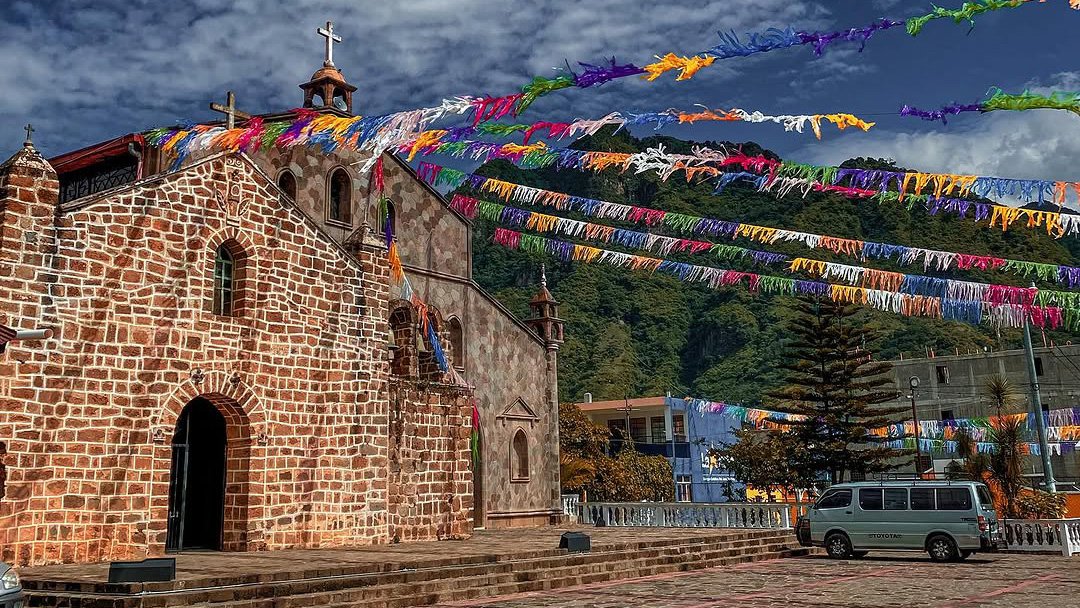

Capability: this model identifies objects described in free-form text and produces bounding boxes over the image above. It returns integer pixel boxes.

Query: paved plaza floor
[437,552,1079,608]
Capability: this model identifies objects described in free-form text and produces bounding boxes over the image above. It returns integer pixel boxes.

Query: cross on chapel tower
[299,20,357,115]
[318,21,342,67]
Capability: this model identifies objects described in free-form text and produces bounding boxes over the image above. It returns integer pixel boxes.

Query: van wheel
[927,534,959,562]
[825,533,853,559]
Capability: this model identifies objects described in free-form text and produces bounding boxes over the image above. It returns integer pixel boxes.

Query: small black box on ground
[108,558,176,583]
[559,531,591,553]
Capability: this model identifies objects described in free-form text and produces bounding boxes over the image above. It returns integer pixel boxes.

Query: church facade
[0,46,563,567]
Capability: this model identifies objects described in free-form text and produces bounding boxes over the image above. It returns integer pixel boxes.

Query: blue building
[575,395,743,502]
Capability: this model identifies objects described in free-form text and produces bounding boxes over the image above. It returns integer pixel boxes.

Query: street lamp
[909,376,922,477]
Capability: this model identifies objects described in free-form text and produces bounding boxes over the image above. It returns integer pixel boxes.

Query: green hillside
[462,129,1080,405]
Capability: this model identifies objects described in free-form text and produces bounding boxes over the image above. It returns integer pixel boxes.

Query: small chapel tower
[299,21,358,115]
[525,265,564,349]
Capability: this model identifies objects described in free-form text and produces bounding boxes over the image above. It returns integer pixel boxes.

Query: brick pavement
[438,552,1079,608]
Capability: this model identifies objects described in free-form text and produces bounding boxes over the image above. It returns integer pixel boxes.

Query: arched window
[389,304,414,377]
[418,312,444,380]
[328,168,352,225]
[277,170,297,201]
[511,429,529,482]
[448,317,465,371]
[213,240,245,317]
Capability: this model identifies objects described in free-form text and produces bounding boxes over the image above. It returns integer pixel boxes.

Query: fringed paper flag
[421,161,1080,291]
[490,227,1069,330]
[906,0,1041,37]
[901,87,1080,123]
[641,54,716,81]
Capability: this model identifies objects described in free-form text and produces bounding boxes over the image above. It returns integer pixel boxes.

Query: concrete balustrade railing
[561,494,581,521]
[1002,519,1080,557]
[579,502,792,529]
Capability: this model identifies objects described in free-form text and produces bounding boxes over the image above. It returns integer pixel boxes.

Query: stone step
[207,537,805,608]
[24,531,802,608]
[338,547,815,608]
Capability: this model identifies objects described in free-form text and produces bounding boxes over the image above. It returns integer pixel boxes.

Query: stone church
[0,32,563,567]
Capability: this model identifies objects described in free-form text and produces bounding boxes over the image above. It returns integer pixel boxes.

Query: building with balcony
[888,344,1080,486]
[573,395,742,502]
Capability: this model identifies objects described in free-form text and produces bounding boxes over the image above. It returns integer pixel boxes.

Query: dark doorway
[166,398,227,552]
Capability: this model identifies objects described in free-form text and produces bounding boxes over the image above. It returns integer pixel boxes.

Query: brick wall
[386,382,473,542]
[0,150,474,566]
[196,144,563,526]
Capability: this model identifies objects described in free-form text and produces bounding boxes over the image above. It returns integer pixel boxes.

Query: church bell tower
[299,21,358,115]
[525,265,564,349]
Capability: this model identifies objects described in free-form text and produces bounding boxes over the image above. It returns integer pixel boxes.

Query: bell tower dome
[299,21,357,115]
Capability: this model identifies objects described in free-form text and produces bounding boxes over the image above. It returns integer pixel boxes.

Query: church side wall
[405,274,560,524]
[240,146,561,525]
[0,154,392,566]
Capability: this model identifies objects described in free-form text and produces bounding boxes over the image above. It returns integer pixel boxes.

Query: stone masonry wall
[386,382,473,542]
[215,144,562,526]
[0,151,395,566]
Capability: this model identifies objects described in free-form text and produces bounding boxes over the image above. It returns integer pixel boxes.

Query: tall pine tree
[769,296,909,484]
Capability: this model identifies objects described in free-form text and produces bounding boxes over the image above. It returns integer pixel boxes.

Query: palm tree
[559,453,597,492]
[988,416,1026,518]
[983,373,1020,419]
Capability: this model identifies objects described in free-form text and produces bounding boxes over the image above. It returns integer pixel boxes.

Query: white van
[796,481,1000,562]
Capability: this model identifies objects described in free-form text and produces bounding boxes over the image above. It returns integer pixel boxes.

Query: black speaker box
[108,558,177,583]
[559,531,591,553]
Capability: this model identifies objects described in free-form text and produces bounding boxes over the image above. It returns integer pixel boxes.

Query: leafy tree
[558,402,608,461]
[768,296,909,483]
[711,429,816,502]
[558,403,673,500]
[1015,491,1067,519]
[587,445,674,502]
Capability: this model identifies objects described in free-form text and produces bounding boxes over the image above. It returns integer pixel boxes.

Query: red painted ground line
[674,566,902,608]
[939,573,1061,608]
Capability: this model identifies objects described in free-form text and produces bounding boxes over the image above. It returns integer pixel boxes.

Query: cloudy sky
[2,0,1078,198]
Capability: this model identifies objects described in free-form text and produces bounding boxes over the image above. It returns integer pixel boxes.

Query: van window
[884,488,908,510]
[816,489,851,509]
[859,489,884,510]
[911,488,935,510]
[937,488,972,510]
[976,485,994,507]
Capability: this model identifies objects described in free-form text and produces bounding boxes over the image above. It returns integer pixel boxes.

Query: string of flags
[423,162,1080,289]
[901,88,1080,124]
[404,135,1080,211]
[905,0,1070,36]
[400,105,876,160]
[143,1,1078,176]
[692,397,1080,456]
[454,192,1079,323]
[489,226,1075,330]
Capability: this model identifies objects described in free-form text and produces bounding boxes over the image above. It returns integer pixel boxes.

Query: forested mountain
[462,129,1080,405]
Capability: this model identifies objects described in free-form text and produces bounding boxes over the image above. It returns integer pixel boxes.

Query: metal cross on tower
[23,123,34,146]
[318,21,342,67]
[209,91,251,130]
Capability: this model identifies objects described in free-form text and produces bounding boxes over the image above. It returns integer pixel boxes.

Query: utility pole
[909,376,923,477]
[1023,317,1057,492]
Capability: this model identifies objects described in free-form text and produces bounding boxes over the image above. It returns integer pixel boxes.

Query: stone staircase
[23,529,813,608]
